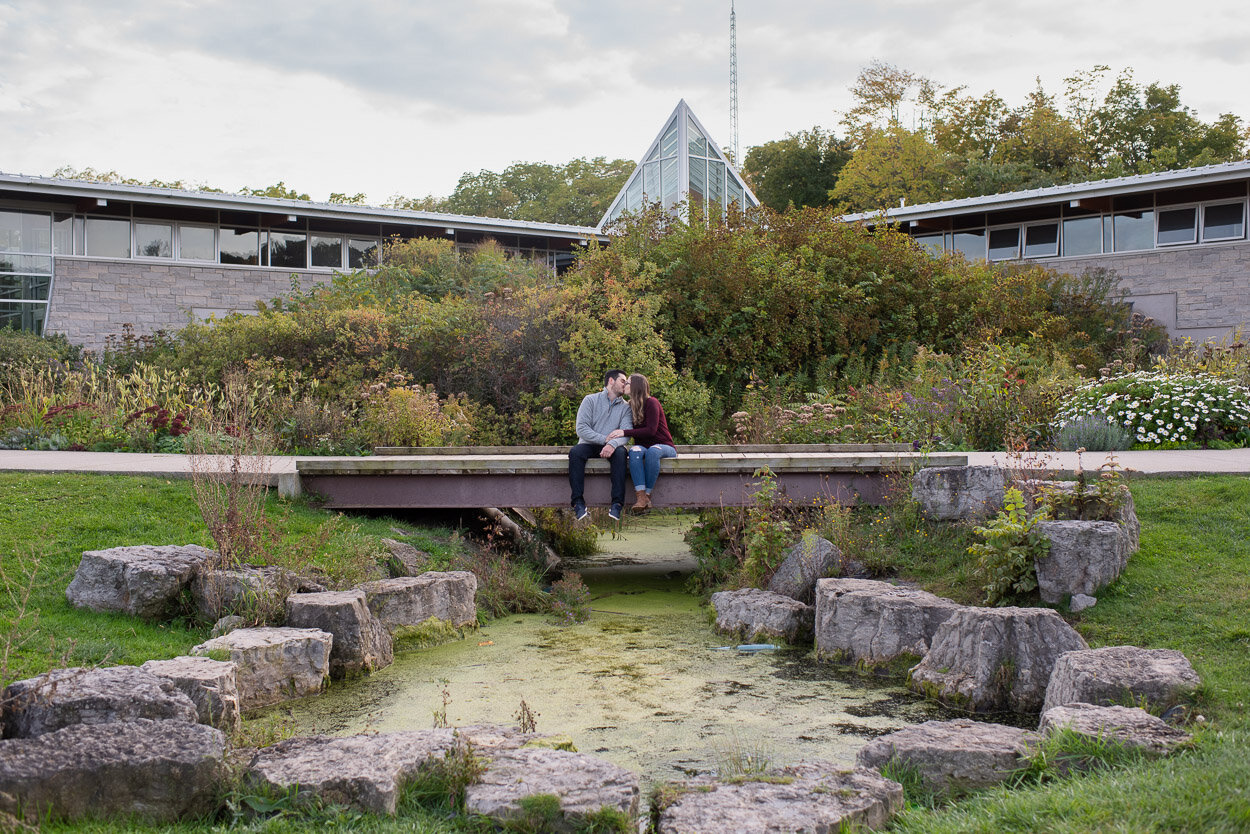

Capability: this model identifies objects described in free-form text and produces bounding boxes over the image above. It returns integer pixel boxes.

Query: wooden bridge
[282,444,966,510]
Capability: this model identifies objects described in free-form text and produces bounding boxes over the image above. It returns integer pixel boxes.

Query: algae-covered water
[282,513,953,786]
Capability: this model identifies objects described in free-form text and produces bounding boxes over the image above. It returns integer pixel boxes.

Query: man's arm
[574,394,606,444]
[606,403,633,449]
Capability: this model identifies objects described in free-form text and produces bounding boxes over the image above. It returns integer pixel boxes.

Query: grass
[0,472,469,683]
[6,473,1250,832]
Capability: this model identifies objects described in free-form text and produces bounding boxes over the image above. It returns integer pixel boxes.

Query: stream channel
[282,512,957,787]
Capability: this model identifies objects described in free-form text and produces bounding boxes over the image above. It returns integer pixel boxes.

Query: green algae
[278,512,956,788]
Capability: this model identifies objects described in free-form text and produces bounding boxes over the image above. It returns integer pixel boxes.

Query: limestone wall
[1044,238,1250,342]
[45,258,330,351]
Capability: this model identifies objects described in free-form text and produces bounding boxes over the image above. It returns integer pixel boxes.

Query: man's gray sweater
[575,389,633,447]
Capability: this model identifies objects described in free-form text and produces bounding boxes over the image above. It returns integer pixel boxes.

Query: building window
[311,234,343,268]
[84,217,131,259]
[988,227,1020,261]
[220,228,259,265]
[1113,210,1154,252]
[913,233,944,255]
[348,238,378,268]
[951,229,986,261]
[1203,201,1245,241]
[267,232,307,269]
[1,210,51,254]
[134,221,173,258]
[1024,223,1059,258]
[179,226,216,261]
[1156,207,1197,246]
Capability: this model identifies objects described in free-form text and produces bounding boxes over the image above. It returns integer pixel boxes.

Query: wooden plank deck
[289,446,966,510]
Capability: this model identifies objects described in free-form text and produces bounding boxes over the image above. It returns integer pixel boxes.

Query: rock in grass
[285,590,393,679]
[856,719,1039,794]
[767,535,844,604]
[359,571,479,630]
[65,544,215,620]
[908,607,1087,714]
[656,762,901,833]
[141,656,241,733]
[191,627,331,711]
[912,466,1006,522]
[2,666,197,739]
[1039,703,1192,756]
[1042,646,1201,714]
[0,719,227,823]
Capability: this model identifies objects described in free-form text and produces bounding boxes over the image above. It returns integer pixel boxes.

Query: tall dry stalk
[188,370,275,568]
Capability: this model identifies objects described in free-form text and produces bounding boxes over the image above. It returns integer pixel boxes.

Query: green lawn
[4,473,1249,832]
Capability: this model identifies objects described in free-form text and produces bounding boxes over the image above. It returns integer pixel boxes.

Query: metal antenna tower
[729,0,739,165]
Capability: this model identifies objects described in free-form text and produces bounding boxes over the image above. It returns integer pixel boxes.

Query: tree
[437,157,633,226]
[829,124,951,212]
[237,181,310,200]
[742,128,851,210]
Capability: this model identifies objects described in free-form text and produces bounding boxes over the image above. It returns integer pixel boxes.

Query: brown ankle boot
[632,492,651,511]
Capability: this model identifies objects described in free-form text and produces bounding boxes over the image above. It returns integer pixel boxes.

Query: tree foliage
[436,157,634,226]
[742,127,851,210]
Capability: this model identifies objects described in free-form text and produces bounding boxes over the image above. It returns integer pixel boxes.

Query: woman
[607,373,676,511]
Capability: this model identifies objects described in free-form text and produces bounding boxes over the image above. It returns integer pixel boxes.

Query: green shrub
[968,487,1049,605]
[548,572,591,624]
[1055,371,1250,448]
[1055,414,1135,451]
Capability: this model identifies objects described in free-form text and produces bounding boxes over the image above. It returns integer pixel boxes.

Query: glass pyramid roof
[598,100,759,230]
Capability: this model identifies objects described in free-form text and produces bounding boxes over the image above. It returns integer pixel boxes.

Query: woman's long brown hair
[629,373,650,427]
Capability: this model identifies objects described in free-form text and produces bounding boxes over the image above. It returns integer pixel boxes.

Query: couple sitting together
[568,369,676,521]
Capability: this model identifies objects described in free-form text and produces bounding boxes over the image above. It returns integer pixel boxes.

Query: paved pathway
[2,448,1250,481]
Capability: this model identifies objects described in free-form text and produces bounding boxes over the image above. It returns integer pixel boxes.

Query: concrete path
[3,448,1250,482]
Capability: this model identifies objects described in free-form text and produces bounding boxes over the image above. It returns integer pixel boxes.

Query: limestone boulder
[65,544,215,620]
[285,590,393,679]
[1040,703,1192,755]
[246,725,562,816]
[380,538,431,577]
[767,535,843,604]
[1034,520,1132,604]
[912,466,1006,522]
[359,571,478,631]
[2,666,197,739]
[191,565,303,623]
[1027,480,1140,553]
[1042,646,1201,714]
[465,747,639,831]
[0,719,227,823]
[191,627,331,711]
[710,588,813,644]
[908,607,1088,714]
[856,719,1039,794]
[141,656,241,733]
[815,578,962,667]
[656,762,901,833]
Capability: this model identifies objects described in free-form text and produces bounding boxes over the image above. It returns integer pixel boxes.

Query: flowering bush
[1054,372,1250,448]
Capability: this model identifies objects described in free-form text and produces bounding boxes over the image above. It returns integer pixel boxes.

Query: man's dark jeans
[568,443,627,507]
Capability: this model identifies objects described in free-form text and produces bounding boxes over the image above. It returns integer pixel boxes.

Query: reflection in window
[988,227,1020,260]
[625,177,643,212]
[180,226,216,261]
[1,210,52,254]
[687,116,707,156]
[1113,210,1154,252]
[348,238,378,269]
[688,157,706,208]
[0,273,51,301]
[52,214,73,255]
[268,232,307,269]
[913,233,944,255]
[220,228,259,265]
[0,301,46,335]
[1024,223,1059,258]
[311,235,343,268]
[662,157,680,205]
[951,229,986,260]
[660,121,679,158]
[134,222,173,258]
[642,161,659,200]
[727,176,744,210]
[85,217,131,258]
[1203,202,1245,241]
[1156,207,1196,246]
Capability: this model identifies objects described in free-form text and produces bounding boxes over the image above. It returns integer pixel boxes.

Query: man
[568,369,633,521]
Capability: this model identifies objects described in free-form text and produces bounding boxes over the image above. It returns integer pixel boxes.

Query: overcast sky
[2,1,1247,204]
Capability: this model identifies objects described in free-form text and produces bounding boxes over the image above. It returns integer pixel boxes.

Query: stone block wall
[45,258,331,351]
[1045,238,1250,342]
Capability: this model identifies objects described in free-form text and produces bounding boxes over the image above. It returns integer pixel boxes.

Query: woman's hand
[606,429,625,441]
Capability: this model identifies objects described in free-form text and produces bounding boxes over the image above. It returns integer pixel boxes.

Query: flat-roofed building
[844,160,1250,342]
[0,172,602,350]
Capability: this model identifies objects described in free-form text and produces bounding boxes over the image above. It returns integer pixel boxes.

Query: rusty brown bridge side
[283,444,966,510]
